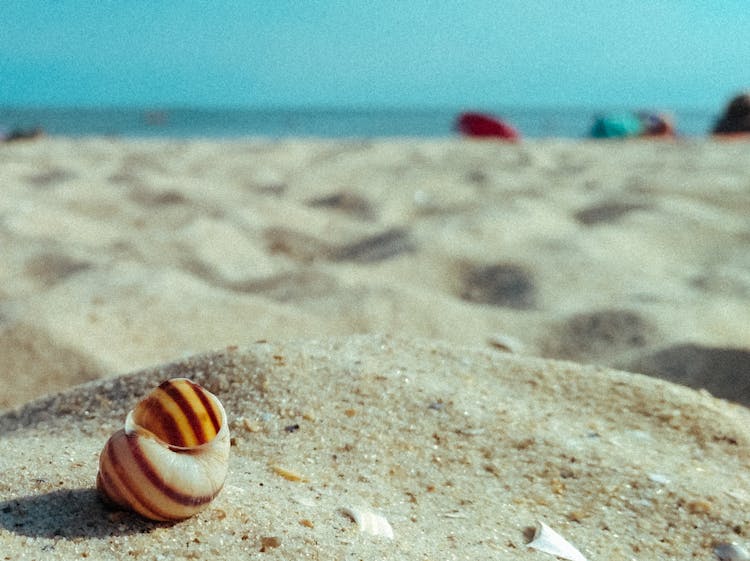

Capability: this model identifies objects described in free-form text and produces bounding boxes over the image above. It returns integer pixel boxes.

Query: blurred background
[1,1,749,138]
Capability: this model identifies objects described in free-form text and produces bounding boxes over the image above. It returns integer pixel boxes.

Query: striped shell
[96,378,230,521]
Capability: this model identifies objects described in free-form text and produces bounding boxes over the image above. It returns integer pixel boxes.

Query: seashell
[341,506,395,539]
[487,333,524,354]
[527,521,587,561]
[715,543,750,561]
[97,378,230,521]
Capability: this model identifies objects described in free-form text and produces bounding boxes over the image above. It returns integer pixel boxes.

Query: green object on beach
[590,113,644,138]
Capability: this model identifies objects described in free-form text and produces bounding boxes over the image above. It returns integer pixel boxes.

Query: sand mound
[1,335,749,559]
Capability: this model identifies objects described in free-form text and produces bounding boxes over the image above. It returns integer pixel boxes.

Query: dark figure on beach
[640,112,675,137]
[712,92,750,135]
[1,126,44,142]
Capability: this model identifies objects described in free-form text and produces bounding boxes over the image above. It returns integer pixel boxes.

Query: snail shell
[96,378,230,521]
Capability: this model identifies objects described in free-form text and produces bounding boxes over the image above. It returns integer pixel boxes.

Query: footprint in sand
[328,228,413,263]
[266,227,414,264]
[542,309,657,362]
[458,262,536,310]
[24,168,77,189]
[306,191,376,221]
[625,344,750,406]
[574,200,652,225]
[24,253,93,287]
[129,187,188,207]
[182,257,339,303]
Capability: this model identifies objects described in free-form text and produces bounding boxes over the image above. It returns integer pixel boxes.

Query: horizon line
[0,103,719,115]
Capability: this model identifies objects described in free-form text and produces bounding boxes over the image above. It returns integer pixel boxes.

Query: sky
[1,1,749,111]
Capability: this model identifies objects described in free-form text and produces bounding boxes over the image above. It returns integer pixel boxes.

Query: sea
[0,106,720,140]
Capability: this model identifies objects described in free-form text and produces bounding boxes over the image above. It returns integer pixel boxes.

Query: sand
[1,137,749,559]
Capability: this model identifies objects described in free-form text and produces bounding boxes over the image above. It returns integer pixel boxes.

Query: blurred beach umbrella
[456,112,520,141]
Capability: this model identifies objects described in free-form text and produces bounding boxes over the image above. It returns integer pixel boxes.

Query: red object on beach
[456,112,520,141]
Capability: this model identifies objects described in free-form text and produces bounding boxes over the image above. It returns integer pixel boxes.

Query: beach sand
[1,137,749,559]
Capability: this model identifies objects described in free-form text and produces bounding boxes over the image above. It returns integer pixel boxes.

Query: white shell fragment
[648,472,671,484]
[341,506,394,539]
[487,333,524,353]
[715,542,750,561]
[527,521,587,561]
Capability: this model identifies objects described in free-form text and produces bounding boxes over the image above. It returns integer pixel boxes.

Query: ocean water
[0,106,719,139]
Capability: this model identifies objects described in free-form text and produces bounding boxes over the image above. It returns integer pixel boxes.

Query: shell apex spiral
[97,378,230,521]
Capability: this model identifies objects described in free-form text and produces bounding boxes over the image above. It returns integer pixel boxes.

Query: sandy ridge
[2,335,750,559]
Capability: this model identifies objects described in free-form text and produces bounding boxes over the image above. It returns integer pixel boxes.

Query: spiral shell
[96,378,230,521]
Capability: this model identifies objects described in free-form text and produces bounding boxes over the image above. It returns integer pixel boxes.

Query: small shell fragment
[715,543,750,561]
[341,506,394,539]
[648,473,670,484]
[527,521,587,561]
[487,333,524,353]
[271,465,308,482]
[242,417,261,432]
[686,499,712,514]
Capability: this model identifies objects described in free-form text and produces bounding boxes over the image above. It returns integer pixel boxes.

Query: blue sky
[2,1,749,111]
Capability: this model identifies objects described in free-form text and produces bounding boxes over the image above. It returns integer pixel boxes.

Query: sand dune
[2,336,750,559]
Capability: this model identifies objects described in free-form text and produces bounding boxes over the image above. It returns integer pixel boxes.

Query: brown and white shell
[96,378,230,521]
